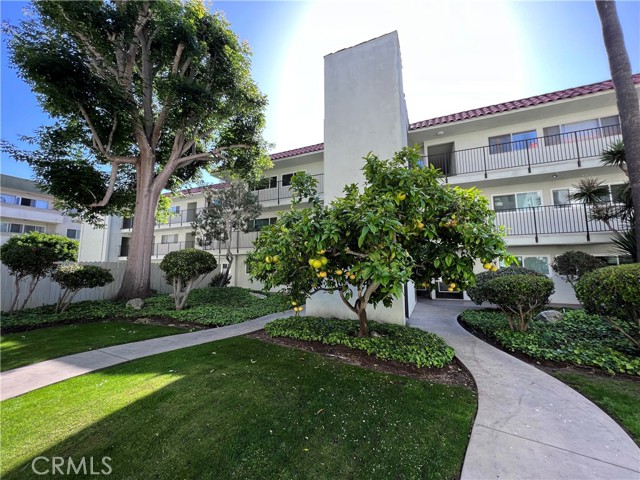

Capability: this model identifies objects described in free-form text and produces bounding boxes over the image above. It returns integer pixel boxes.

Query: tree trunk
[222,240,234,287]
[117,158,161,299]
[596,0,640,261]
[356,304,369,338]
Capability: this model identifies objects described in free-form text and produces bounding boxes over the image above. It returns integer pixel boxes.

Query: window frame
[488,130,537,155]
[500,255,551,276]
[492,190,543,211]
[160,234,179,244]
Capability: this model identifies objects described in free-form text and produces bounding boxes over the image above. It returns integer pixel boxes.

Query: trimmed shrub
[467,266,543,305]
[575,264,640,348]
[482,275,555,332]
[0,232,78,313]
[52,264,114,312]
[266,316,454,368]
[160,249,217,310]
[551,251,606,287]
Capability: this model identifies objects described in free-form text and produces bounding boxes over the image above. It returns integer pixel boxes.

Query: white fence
[0,262,220,312]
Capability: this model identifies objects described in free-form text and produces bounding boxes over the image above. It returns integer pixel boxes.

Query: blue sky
[1,0,639,180]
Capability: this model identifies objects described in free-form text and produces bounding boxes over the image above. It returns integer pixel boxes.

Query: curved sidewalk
[0,310,292,401]
[409,300,640,480]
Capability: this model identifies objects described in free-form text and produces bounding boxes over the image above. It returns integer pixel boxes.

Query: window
[9,223,23,233]
[161,234,178,244]
[551,188,583,206]
[35,200,49,209]
[169,206,181,214]
[488,130,537,154]
[252,217,277,231]
[0,222,9,232]
[24,225,45,233]
[501,256,550,275]
[282,171,304,187]
[493,192,541,211]
[66,228,81,239]
[596,255,634,266]
[245,262,252,275]
[543,116,620,146]
[254,176,277,190]
[0,194,17,204]
[222,263,229,272]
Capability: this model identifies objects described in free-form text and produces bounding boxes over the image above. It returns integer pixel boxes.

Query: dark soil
[247,330,476,390]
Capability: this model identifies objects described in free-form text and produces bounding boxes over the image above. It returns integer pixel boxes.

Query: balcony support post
[482,148,488,179]
[574,131,582,167]
[531,207,539,243]
[526,141,532,173]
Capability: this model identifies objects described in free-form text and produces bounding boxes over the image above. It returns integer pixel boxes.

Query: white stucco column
[307,31,413,324]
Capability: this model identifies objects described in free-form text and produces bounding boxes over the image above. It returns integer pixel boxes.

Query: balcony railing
[423,124,622,179]
[251,173,324,204]
[495,202,629,242]
[121,174,324,230]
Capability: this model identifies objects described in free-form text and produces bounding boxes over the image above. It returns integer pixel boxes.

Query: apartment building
[80,32,638,314]
[0,174,83,245]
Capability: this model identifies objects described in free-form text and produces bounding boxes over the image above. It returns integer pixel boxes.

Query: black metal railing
[495,202,629,242]
[121,174,324,230]
[118,232,261,258]
[422,124,622,179]
[251,173,324,204]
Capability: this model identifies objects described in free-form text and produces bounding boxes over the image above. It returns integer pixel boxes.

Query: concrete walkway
[409,300,640,480]
[0,310,291,401]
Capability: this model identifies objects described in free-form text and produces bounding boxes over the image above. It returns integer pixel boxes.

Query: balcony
[495,202,629,243]
[121,174,325,231]
[251,174,324,204]
[119,231,261,258]
[423,125,622,180]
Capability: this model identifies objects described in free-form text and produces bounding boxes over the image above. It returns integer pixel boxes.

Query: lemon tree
[247,147,514,337]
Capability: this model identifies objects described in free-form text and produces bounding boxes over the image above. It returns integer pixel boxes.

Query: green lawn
[551,371,640,444]
[0,322,183,372]
[1,337,476,480]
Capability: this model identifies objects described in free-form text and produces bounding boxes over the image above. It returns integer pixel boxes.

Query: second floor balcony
[423,124,622,181]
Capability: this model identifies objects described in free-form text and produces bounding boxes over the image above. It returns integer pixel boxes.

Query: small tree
[159,249,217,310]
[0,232,78,313]
[192,179,261,287]
[52,264,114,312]
[482,275,555,332]
[551,251,607,288]
[248,147,514,337]
[467,266,543,305]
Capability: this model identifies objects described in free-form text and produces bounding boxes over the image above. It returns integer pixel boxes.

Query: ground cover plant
[550,370,640,444]
[0,322,183,372]
[1,287,290,331]
[266,316,455,368]
[460,309,640,375]
[1,336,476,480]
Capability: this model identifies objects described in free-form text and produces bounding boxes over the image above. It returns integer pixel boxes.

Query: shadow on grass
[2,337,476,480]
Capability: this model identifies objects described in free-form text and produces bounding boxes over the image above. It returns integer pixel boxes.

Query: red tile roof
[270,142,324,160]
[408,74,640,130]
[267,75,639,160]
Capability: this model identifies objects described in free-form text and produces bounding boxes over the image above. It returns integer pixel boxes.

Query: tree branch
[338,289,358,314]
[89,159,135,207]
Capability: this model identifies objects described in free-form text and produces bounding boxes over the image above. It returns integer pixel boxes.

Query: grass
[0,322,183,372]
[2,287,291,331]
[551,371,640,444]
[1,337,476,480]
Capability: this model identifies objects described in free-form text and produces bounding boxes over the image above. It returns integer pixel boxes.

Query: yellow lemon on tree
[320,256,328,266]
[349,274,356,280]
[308,258,315,266]
[335,269,343,275]
[265,256,272,264]
[272,255,279,263]
[417,222,424,229]
[483,263,492,270]
[490,265,498,272]
[317,249,326,254]
[291,301,297,306]
[312,259,323,269]
[319,271,327,278]
[447,287,454,292]
[449,283,456,289]
[396,192,406,201]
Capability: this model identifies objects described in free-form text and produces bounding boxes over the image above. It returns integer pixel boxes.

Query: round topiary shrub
[575,263,640,348]
[52,264,114,312]
[551,251,606,287]
[160,249,217,310]
[482,274,555,332]
[467,266,543,305]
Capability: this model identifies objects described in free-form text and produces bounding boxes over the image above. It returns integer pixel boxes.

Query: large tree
[595,0,640,261]
[3,1,269,298]
[192,178,262,287]
[248,148,514,337]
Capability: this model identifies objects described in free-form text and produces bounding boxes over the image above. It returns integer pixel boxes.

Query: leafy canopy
[3,0,270,224]
[0,232,78,280]
[248,147,514,316]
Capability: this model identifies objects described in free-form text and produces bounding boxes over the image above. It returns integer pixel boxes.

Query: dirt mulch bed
[247,330,476,390]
